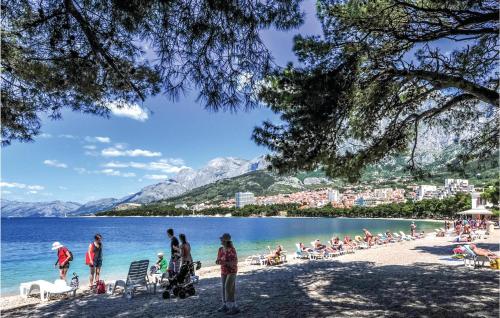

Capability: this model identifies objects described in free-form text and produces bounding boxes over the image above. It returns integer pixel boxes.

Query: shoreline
[2,229,498,315]
[84,215,445,222]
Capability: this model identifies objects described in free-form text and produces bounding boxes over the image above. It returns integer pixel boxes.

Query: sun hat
[157,252,164,257]
[220,233,231,241]
[52,242,63,250]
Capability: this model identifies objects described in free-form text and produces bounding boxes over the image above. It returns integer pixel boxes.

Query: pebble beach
[2,229,499,317]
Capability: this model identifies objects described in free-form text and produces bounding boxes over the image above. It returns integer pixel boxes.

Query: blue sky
[1,1,322,203]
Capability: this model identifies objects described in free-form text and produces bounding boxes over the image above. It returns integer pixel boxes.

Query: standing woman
[85,234,103,288]
[410,222,417,237]
[215,233,240,314]
[52,242,71,280]
[179,234,193,269]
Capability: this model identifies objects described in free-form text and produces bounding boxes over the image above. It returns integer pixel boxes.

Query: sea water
[0,216,441,296]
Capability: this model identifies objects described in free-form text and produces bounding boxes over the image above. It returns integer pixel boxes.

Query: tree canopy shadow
[3,260,499,317]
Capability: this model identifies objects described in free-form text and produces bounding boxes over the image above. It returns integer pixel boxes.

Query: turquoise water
[1,217,441,296]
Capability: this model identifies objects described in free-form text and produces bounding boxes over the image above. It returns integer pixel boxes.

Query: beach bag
[70,273,79,289]
[96,280,106,294]
[68,250,74,262]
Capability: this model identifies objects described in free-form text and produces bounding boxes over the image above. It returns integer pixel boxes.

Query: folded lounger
[245,254,267,265]
[20,279,76,301]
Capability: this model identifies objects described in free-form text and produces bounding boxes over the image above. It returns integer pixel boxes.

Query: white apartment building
[327,189,340,202]
[471,192,488,209]
[235,192,256,208]
[416,185,437,201]
[444,178,474,194]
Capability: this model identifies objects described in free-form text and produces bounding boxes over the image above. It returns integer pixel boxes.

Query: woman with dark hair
[85,233,103,288]
[216,233,239,314]
[179,233,193,268]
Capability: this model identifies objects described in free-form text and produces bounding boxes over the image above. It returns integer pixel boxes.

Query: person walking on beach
[167,228,180,277]
[410,222,417,237]
[85,234,103,288]
[216,233,240,315]
[179,234,193,270]
[52,242,71,280]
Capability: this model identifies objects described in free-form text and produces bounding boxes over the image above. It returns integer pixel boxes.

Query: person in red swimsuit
[52,241,71,280]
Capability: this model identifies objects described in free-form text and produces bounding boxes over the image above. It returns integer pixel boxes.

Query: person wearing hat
[52,242,71,281]
[215,233,240,314]
[155,252,168,273]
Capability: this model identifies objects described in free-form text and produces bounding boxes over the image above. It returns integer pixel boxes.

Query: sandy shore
[2,230,499,317]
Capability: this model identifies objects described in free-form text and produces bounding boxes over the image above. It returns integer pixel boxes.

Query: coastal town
[181,178,484,211]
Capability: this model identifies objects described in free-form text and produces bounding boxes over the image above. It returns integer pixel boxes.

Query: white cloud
[43,159,68,168]
[58,186,68,190]
[102,159,188,174]
[101,148,161,157]
[96,137,111,143]
[144,174,169,180]
[0,182,44,190]
[105,100,149,122]
[99,169,136,177]
[59,134,76,139]
[85,136,111,143]
[1,190,12,194]
[27,190,38,194]
[83,145,97,150]
[113,143,127,150]
[28,185,44,191]
[74,167,89,174]
[39,133,52,138]
[0,182,26,188]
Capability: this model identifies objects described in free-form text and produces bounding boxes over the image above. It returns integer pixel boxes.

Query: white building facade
[235,192,256,208]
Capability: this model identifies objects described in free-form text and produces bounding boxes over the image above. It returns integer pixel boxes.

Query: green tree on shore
[253,0,499,181]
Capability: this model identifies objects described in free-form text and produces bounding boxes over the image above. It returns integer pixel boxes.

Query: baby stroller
[162,261,201,299]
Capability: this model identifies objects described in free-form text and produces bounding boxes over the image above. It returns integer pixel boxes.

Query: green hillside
[161,153,498,207]
[162,171,302,205]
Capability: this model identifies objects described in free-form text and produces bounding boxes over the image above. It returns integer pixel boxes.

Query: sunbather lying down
[299,243,313,252]
[470,244,499,258]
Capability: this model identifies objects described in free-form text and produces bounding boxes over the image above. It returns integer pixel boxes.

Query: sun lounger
[310,241,329,259]
[378,233,395,243]
[294,244,311,259]
[399,231,413,240]
[20,280,51,299]
[245,254,267,265]
[20,279,77,301]
[112,260,155,299]
[462,245,491,268]
[354,236,369,249]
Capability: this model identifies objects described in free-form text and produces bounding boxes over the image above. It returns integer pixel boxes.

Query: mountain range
[2,147,497,217]
[0,156,270,217]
